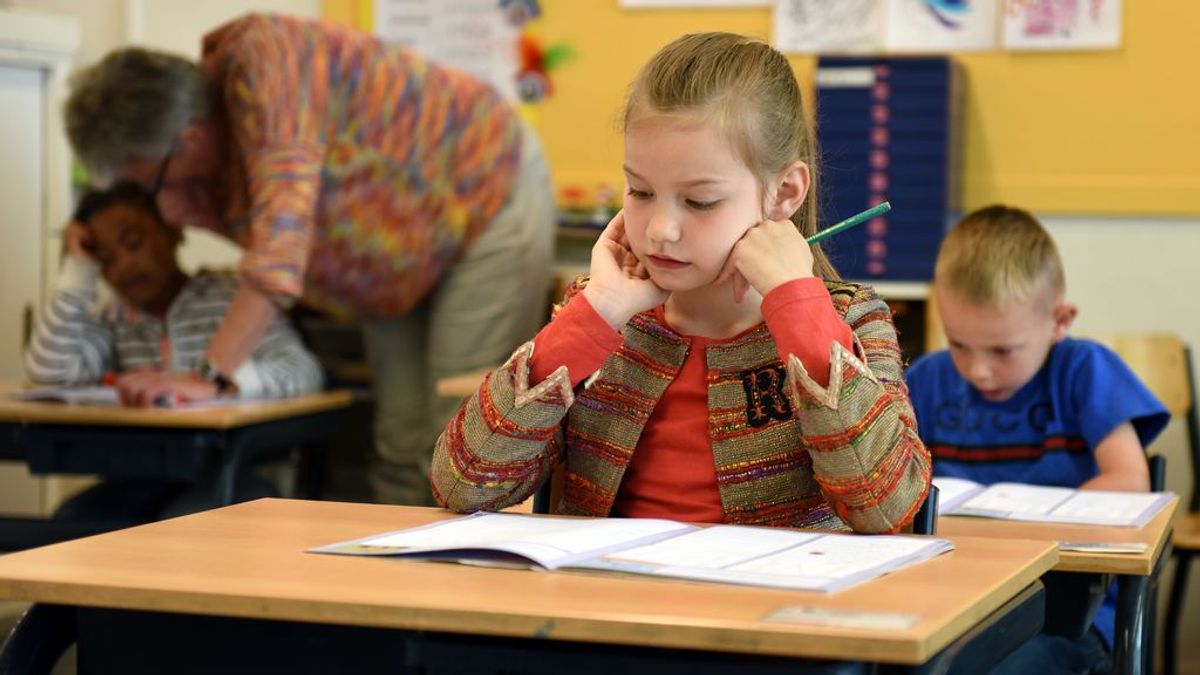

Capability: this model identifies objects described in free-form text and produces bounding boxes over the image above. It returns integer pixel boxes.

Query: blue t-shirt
[905,337,1169,646]
[906,337,1168,486]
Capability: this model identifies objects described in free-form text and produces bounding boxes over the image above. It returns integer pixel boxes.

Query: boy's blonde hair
[935,205,1065,307]
[623,32,838,281]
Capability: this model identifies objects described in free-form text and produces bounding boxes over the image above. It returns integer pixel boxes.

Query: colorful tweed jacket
[432,279,931,533]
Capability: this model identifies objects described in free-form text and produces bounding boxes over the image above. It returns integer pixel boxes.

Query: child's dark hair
[73,181,160,224]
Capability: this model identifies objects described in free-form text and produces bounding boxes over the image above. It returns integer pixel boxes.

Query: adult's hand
[115,370,220,407]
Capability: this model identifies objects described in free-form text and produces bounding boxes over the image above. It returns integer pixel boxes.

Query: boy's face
[85,202,183,312]
[935,285,1076,403]
[622,117,764,292]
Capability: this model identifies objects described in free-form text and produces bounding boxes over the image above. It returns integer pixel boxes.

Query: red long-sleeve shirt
[530,278,853,521]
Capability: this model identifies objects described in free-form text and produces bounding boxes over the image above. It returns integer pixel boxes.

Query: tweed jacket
[431,279,931,533]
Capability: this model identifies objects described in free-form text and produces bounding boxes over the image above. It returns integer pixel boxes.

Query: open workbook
[7,385,119,405]
[7,385,262,409]
[311,512,954,593]
[934,477,1174,528]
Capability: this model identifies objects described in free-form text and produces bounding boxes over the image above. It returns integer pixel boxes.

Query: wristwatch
[196,358,236,394]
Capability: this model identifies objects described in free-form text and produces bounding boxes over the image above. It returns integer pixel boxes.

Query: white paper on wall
[374,0,519,100]
[884,0,1000,52]
[1002,0,1121,50]
[773,0,887,54]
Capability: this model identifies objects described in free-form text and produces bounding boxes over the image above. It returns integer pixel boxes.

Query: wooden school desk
[0,384,352,547]
[939,496,1179,675]
[436,368,492,398]
[0,499,1057,674]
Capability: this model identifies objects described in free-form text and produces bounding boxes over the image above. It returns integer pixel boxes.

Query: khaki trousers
[363,125,555,506]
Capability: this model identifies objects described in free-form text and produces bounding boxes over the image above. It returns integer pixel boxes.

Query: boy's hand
[115,370,218,407]
[582,210,668,331]
[63,221,94,263]
[715,218,815,303]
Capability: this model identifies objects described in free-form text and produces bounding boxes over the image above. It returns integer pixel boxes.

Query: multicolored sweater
[200,13,522,319]
[432,279,931,533]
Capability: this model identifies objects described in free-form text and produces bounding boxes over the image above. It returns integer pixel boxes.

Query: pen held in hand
[153,393,187,408]
[807,202,891,245]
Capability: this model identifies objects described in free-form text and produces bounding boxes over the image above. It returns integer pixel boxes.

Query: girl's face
[622,117,764,293]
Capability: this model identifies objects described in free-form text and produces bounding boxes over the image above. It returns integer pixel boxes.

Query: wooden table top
[0,383,352,429]
[435,369,491,398]
[0,499,1057,665]
[939,495,1179,576]
[1174,512,1200,552]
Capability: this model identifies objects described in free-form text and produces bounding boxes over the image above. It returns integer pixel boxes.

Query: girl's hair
[73,181,163,226]
[624,32,838,281]
[65,48,209,186]
[935,204,1065,308]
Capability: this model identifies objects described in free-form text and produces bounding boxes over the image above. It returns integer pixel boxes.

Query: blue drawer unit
[814,56,961,281]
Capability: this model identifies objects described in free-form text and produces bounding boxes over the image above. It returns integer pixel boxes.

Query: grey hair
[64,47,210,185]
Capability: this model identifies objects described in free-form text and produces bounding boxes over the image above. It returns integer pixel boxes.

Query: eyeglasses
[148,140,178,198]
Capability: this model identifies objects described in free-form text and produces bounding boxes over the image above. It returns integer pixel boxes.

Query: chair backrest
[1088,333,1200,509]
[913,484,939,535]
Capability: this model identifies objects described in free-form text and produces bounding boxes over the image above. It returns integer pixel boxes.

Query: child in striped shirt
[25,182,323,403]
[24,182,323,521]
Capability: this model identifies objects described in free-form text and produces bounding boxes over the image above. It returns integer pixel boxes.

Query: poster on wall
[1002,0,1121,50]
[885,0,1000,51]
[773,0,886,54]
[621,0,768,6]
[374,0,519,100]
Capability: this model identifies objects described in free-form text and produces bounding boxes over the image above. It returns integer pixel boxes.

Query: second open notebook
[311,512,954,593]
[934,477,1175,527]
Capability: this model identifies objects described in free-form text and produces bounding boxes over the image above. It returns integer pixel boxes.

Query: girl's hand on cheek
[716,218,815,303]
[583,210,669,331]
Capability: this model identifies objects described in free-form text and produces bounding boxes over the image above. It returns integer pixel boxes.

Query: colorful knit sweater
[432,279,931,533]
[200,13,522,319]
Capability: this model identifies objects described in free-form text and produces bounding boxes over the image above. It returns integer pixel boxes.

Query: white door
[0,64,46,515]
[0,64,44,380]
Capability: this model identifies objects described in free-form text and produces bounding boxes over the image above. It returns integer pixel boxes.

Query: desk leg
[0,603,75,674]
[211,411,346,506]
[1165,551,1192,675]
[214,430,244,506]
[1114,574,1148,675]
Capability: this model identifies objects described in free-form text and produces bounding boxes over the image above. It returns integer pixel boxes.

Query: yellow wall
[324,0,1200,216]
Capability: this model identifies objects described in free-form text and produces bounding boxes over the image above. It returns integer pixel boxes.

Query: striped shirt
[24,257,323,398]
[199,13,522,319]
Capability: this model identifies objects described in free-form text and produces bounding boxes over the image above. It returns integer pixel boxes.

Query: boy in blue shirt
[906,205,1169,675]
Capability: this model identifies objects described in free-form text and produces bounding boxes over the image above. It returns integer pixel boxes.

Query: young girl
[431,32,930,533]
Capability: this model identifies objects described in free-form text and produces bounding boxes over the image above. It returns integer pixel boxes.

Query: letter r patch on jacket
[741,365,793,428]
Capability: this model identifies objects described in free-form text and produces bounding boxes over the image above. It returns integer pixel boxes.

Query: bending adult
[64,13,556,506]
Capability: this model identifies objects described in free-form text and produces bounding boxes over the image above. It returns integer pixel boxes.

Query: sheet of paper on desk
[8,385,119,405]
[947,481,1174,527]
[313,512,694,569]
[313,513,955,593]
[589,526,954,592]
[932,477,987,513]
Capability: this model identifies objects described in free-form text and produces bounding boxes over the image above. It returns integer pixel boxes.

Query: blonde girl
[432,32,929,533]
